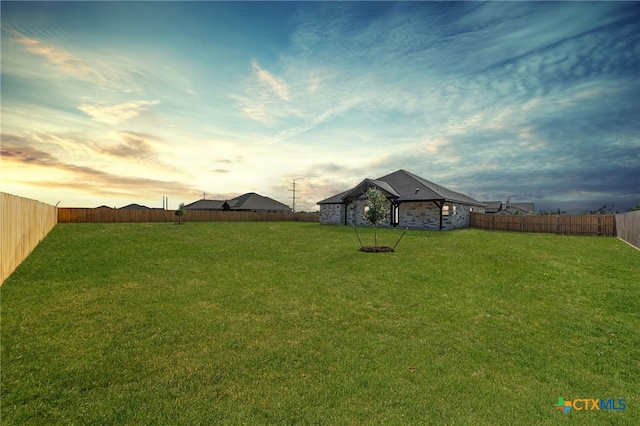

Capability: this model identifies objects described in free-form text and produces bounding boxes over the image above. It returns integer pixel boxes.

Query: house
[317,169,485,230]
[226,193,291,212]
[184,192,291,213]
[483,199,534,215]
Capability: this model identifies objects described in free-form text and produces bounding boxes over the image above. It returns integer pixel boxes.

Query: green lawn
[1,222,638,425]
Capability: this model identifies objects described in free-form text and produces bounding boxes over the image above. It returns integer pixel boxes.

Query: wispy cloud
[98,132,155,159]
[77,99,159,125]
[1,142,191,197]
[6,29,107,85]
[3,28,158,97]
[252,60,289,101]
[96,131,184,174]
[231,61,295,124]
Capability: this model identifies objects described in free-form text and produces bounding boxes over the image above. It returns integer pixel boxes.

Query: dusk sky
[2,1,639,213]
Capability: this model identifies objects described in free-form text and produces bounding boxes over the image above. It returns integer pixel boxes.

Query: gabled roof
[512,203,535,213]
[339,178,400,202]
[483,201,502,213]
[502,203,535,215]
[185,193,291,211]
[227,192,291,211]
[317,189,351,205]
[318,169,485,206]
[378,170,484,205]
[184,199,227,210]
[481,201,535,215]
[119,203,151,209]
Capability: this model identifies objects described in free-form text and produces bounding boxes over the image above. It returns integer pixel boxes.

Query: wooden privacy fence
[615,211,639,249]
[470,212,616,236]
[1,193,58,284]
[58,207,319,223]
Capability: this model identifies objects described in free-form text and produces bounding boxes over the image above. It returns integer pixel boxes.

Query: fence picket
[470,212,616,237]
[1,193,58,284]
[57,208,319,224]
[615,211,640,249]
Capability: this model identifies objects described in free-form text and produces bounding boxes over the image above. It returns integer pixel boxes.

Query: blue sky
[2,1,639,213]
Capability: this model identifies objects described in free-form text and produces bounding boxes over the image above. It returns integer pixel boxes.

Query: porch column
[433,200,445,230]
[343,201,351,225]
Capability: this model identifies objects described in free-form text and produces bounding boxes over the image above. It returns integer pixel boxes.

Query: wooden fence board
[1,193,58,284]
[470,212,615,236]
[58,208,319,224]
[615,211,640,249]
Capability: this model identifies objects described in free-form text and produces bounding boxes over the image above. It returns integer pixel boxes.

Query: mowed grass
[1,222,638,425]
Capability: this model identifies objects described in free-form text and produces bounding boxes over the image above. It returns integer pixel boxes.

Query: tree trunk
[374,225,378,248]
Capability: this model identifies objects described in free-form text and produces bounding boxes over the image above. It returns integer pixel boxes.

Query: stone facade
[319,201,484,230]
[319,203,344,225]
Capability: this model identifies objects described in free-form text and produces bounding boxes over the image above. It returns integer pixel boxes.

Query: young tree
[175,203,186,224]
[363,187,388,248]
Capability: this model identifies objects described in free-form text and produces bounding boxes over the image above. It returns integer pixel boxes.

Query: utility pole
[289,180,296,213]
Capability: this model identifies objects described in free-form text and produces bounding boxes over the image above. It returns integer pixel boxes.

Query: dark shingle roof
[119,203,151,209]
[338,178,401,202]
[318,169,484,206]
[481,201,535,214]
[185,193,291,212]
[483,201,503,213]
[227,193,291,211]
[317,189,351,205]
[512,203,534,213]
[184,199,227,210]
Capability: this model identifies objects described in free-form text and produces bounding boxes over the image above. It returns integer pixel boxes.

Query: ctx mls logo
[555,397,626,414]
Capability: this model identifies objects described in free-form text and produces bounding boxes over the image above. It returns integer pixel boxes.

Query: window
[442,205,449,216]
[362,206,369,220]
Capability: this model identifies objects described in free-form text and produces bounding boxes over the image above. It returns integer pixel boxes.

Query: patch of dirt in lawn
[360,246,394,252]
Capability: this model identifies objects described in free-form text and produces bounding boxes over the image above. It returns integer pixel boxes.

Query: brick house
[317,169,485,230]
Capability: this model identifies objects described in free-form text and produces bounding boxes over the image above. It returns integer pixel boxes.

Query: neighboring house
[226,192,291,212]
[185,192,291,213]
[483,199,534,215]
[317,169,485,230]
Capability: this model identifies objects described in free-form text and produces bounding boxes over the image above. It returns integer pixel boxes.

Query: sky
[1,1,639,213]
